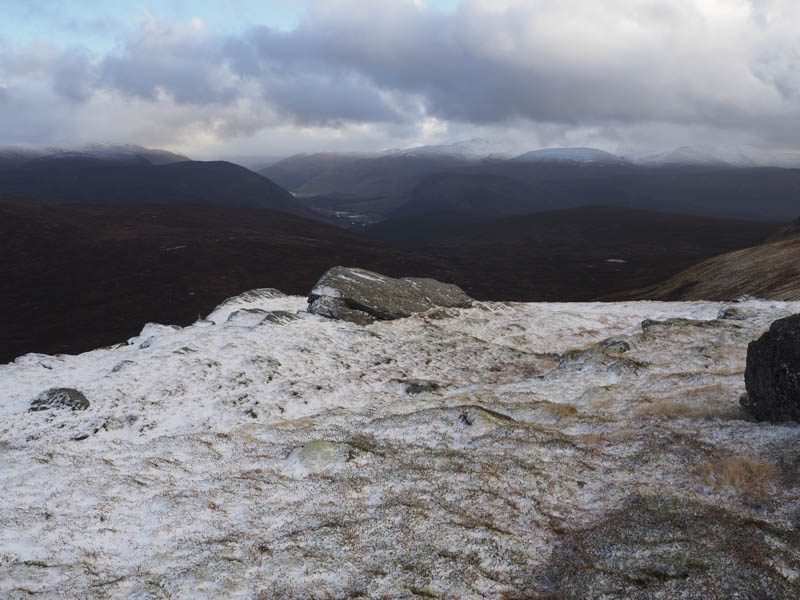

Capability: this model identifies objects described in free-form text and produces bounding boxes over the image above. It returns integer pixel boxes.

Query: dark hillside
[1,201,782,362]
[0,158,314,218]
[366,206,782,300]
[0,199,446,362]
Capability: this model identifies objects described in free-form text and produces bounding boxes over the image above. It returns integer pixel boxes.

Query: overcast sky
[2,0,799,160]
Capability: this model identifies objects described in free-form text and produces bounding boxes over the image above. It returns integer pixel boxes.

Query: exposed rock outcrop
[537,495,800,599]
[743,313,800,422]
[307,266,473,324]
[29,388,89,412]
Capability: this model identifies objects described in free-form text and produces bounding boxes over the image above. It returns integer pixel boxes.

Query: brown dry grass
[696,457,779,494]
[637,400,737,420]
[637,386,745,421]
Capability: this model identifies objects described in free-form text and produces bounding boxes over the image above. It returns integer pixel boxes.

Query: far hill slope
[623,230,800,301]
[0,158,313,218]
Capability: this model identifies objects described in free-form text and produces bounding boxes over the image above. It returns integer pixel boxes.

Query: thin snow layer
[1,295,799,598]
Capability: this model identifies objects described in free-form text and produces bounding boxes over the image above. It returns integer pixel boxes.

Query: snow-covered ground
[2,292,799,598]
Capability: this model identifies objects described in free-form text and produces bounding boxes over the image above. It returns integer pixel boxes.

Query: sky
[1,0,799,160]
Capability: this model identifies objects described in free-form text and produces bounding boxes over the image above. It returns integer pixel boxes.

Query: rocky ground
[1,292,799,598]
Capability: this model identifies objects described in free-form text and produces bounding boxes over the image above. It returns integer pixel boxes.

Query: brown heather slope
[0,200,785,362]
[622,234,800,300]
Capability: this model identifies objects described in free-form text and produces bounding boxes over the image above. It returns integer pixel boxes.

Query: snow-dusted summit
[2,289,799,598]
[512,147,626,164]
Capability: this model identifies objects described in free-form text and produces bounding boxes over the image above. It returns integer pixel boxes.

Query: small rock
[29,388,89,412]
[260,310,301,325]
[558,336,644,374]
[394,379,442,395]
[309,295,375,325]
[286,440,354,472]
[226,308,268,326]
[744,313,800,422]
[642,317,733,332]
[206,288,287,323]
[718,306,752,320]
[601,337,631,354]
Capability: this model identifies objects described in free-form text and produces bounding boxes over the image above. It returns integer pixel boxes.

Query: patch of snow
[512,147,626,164]
[1,295,799,597]
[625,144,800,168]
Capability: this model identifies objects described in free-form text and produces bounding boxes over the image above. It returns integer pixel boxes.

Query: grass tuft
[696,457,778,494]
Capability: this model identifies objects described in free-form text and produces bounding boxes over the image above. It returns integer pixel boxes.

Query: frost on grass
[1,293,800,598]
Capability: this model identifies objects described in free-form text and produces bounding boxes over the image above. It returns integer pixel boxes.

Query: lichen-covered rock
[557,335,646,374]
[286,440,354,472]
[206,288,287,323]
[307,266,472,324]
[259,310,301,325]
[308,294,375,325]
[29,388,89,412]
[717,305,754,320]
[226,308,269,326]
[744,313,800,421]
[641,317,732,332]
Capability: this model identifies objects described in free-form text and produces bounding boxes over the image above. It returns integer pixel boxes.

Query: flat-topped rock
[307,266,473,324]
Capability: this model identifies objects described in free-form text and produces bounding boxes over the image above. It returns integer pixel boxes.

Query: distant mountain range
[5,142,798,225]
[0,143,190,170]
[262,143,800,224]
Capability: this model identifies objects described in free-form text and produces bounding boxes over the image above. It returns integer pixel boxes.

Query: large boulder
[743,313,800,422]
[307,267,473,324]
[29,388,89,412]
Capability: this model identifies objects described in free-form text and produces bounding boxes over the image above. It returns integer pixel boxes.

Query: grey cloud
[0,86,79,144]
[264,72,405,125]
[98,29,237,106]
[0,44,97,104]
[52,48,95,102]
[100,53,237,105]
[216,0,800,136]
[5,0,800,153]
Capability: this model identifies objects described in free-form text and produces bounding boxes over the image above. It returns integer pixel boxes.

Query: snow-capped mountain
[625,144,800,168]
[384,138,519,160]
[0,143,190,166]
[511,147,627,164]
[2,287,799,597]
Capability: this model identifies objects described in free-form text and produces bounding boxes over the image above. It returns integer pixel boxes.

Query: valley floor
[1,294,799,598]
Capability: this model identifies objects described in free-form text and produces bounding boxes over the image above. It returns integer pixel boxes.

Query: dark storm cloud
[264,72,405,125]
[211,0,800,136]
